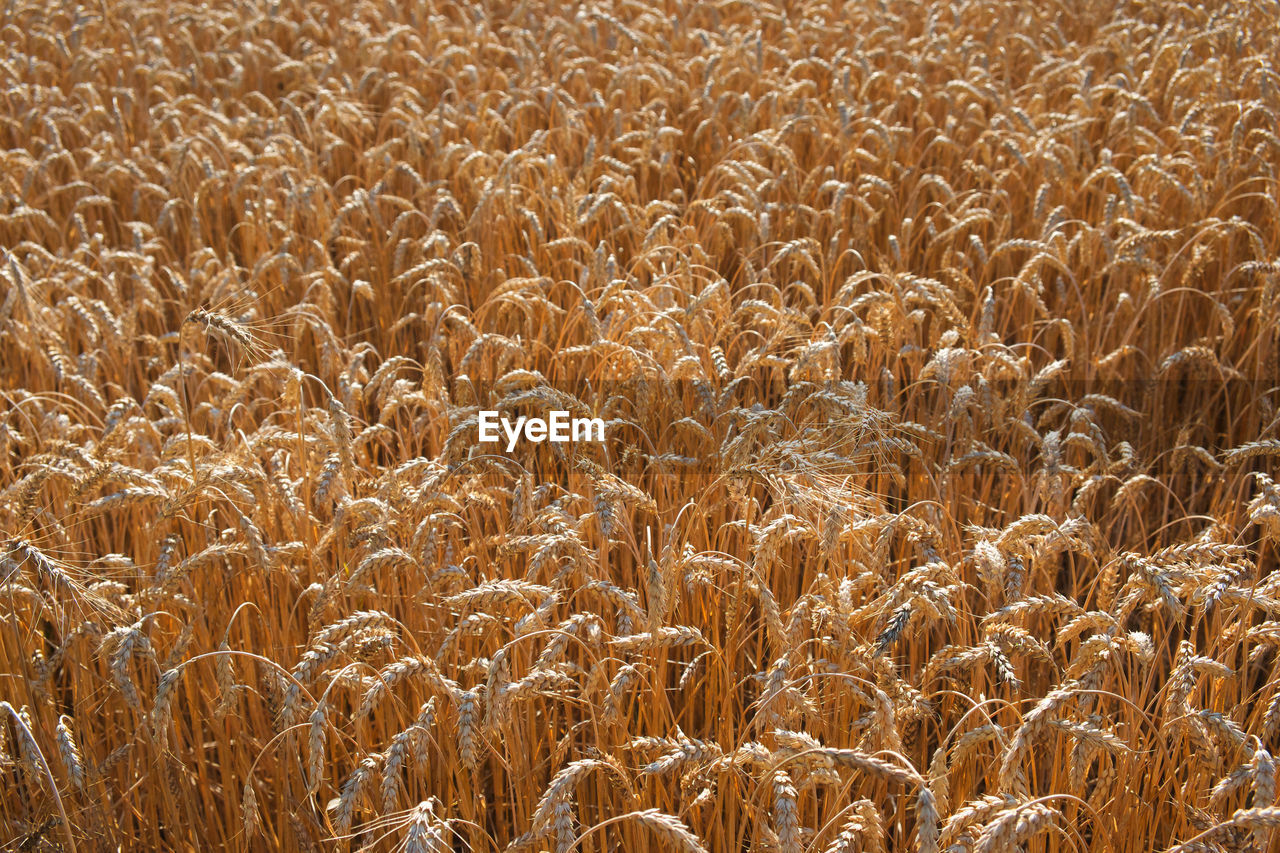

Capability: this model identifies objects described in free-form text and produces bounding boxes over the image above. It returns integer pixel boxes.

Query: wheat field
[2,0,1280,850]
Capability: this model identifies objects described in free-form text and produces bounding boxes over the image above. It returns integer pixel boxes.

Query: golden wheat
[2,0,1280,850]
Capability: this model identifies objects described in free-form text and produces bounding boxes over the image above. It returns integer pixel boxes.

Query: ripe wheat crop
[2,0,1280,850]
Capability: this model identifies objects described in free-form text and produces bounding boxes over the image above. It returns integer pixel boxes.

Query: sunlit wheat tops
[1,0,1279,850]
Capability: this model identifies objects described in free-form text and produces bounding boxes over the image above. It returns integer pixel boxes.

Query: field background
[3,0,1280,850]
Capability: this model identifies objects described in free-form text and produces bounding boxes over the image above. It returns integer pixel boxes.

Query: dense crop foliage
[2,0,1280,850]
